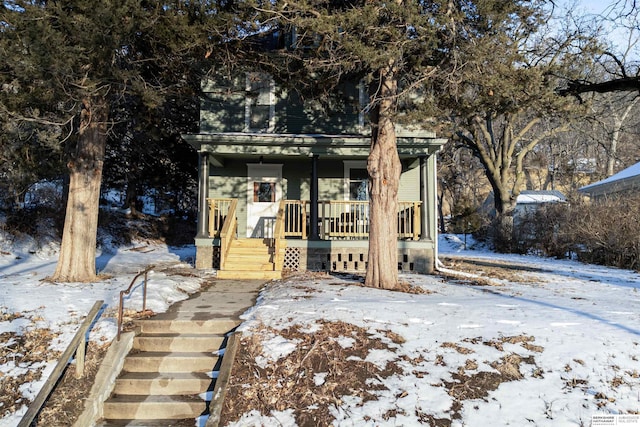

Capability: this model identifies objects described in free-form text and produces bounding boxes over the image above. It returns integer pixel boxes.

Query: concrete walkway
[152,279,266,322]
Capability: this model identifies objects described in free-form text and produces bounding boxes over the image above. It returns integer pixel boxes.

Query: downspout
[432,152,446,271]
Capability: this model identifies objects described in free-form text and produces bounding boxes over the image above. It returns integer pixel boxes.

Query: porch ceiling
[183,132,447,160]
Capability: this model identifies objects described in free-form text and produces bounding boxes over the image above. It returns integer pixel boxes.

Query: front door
[247,164,282,238]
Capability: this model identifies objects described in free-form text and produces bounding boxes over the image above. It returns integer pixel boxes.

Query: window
[344,161,368,201]
[245,73,275,132]
[253,182,276,202]
[349,169,368,201]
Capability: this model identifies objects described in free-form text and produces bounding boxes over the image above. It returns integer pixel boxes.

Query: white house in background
[514,190,567,216]
[483,190,567,219]
[579,161,640,198]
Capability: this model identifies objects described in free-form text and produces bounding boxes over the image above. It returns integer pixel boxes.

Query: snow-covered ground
[0,231,205,427]
[232,235,640,427]
[1,232,639,426]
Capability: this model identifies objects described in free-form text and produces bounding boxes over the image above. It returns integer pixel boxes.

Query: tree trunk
[51,97,108,282]
[365,64,401,290]
[492,191,517,253]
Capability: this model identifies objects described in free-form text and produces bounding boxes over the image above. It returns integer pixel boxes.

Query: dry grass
[36,342,109,425]
[0,310,61,417]
[0,306,110,426]
[221,321,405,427]
[221,322,543,427]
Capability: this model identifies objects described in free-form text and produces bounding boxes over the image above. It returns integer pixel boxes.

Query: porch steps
[98,319,237,426]
[217,238,285,280]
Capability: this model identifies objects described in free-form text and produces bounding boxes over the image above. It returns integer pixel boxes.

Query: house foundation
[196,239,435,275]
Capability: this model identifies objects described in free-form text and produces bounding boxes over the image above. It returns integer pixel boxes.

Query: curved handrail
[117,265,155,341]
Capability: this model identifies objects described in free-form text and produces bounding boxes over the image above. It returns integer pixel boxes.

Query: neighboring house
[182,72,446,279]
[483,190,567,219]
[578,161,640,198]
[514,190,567,217]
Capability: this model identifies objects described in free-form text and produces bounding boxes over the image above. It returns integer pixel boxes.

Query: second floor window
[245,73,275,132]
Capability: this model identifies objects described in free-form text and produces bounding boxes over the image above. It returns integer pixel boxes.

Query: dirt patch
[220,321,405,426]
[440,257,545,284]
[36,342,108,425]
[0,312,61,417]
[221,322,543,426]
[291,271,434,294]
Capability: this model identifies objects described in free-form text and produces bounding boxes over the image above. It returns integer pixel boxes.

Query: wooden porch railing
[207,198,422,241]
[283,200,422,240]
[208,198,235,238]
[219,199,238,270]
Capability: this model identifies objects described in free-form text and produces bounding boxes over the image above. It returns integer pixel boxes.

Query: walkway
[153,278,265,322]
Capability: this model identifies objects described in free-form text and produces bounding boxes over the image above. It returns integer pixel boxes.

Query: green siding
[207,160,248,236]
[399,165,420,201]
[201,76,364,135]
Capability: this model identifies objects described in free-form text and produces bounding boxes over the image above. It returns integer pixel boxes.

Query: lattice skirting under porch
[283,246,434,274]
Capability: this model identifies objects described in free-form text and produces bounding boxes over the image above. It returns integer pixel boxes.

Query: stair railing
[219,199,238,271]
[117,265,155,340]
[18,300,105,427]
[273,199,286,271]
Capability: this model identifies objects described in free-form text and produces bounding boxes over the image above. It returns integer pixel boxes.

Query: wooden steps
[217,238,285,280]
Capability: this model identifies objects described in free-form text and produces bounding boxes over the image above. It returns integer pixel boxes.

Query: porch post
[196,151,210,239]
[310,154,320,240]
[419,155,430,241]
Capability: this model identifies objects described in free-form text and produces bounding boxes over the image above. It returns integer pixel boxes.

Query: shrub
[514,195,640,271]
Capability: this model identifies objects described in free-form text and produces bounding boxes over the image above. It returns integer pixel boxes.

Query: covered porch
[184,131,446,275]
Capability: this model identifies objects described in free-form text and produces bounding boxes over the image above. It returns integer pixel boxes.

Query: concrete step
[113,372,215,396]
[123,352,219,373]
[97,419,198,427]
[103,395,206,420]
[135,319,238,335]
[133,334,225,352]
[216,270,282,280]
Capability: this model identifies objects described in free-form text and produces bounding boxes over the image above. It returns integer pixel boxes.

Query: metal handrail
[117,265,154,340]
[18,300,104,427]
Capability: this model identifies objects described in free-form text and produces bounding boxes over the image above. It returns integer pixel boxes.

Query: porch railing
[208,198,235,238]
[207,198,422,241]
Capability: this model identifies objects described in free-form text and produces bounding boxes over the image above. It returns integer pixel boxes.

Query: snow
[236,234,640,427]
[1,232,640,426]
[580,161,640,191]
[0,234,203,427]
[516,193,564,204]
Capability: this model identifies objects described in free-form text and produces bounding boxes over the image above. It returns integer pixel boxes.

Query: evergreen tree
[0,0,234,281]
[241,0,555,288]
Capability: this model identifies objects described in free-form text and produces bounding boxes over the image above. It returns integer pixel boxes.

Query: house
[578,161,640,198]
[513,190,567,216]
[182,72,446,279]
[483,190,567,219]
